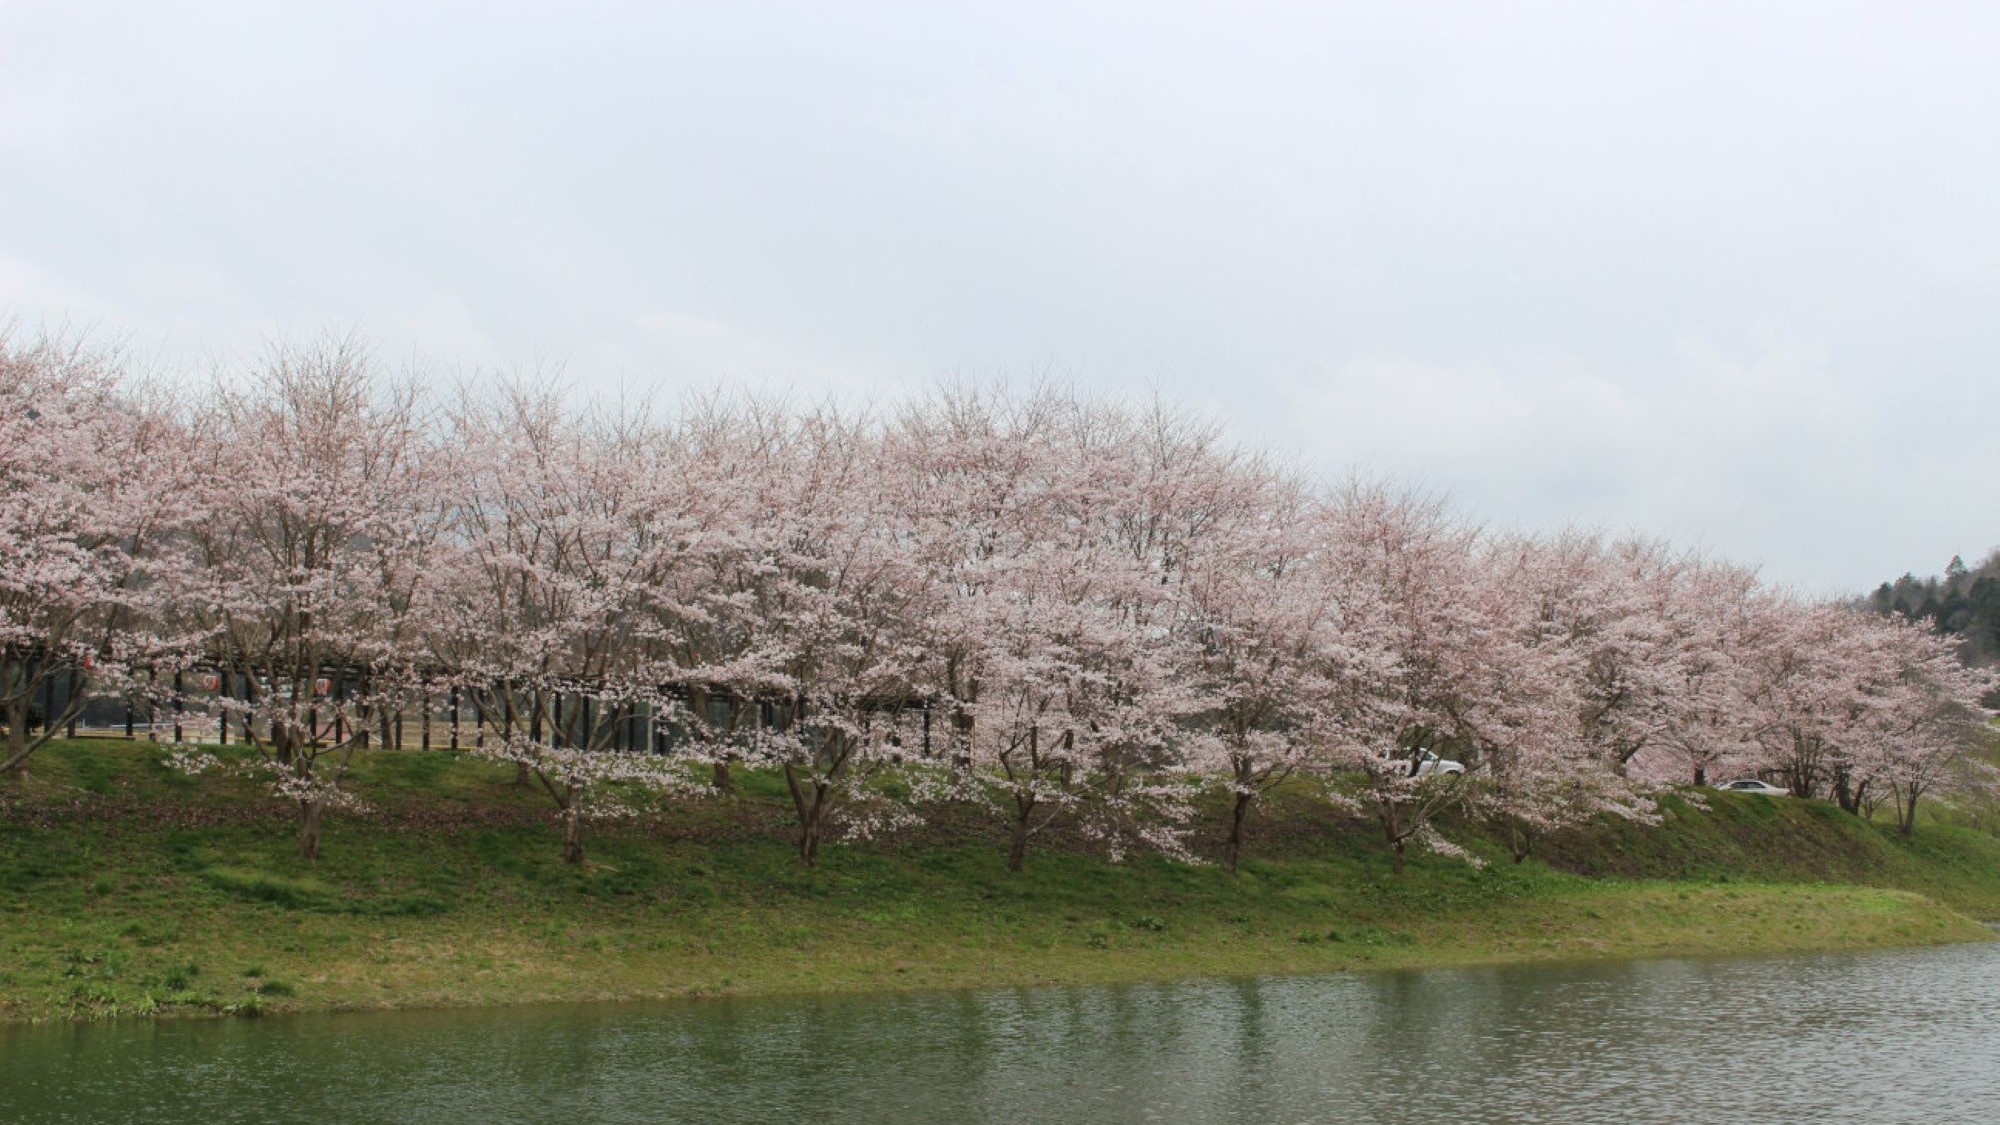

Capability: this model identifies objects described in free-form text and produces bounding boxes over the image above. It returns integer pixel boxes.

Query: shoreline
[3,880,1987,1026]
[7,739,2000,1025]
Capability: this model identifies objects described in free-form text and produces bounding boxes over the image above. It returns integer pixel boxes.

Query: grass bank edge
[4,740,1999,1023]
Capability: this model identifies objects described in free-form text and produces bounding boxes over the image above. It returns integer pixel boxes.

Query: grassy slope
[2,739,1996,1023]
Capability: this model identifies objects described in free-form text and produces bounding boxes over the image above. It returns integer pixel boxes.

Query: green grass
[1,739,1995,1023]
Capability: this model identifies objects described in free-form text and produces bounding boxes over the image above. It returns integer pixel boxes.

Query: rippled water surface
[6,940,1999,1123]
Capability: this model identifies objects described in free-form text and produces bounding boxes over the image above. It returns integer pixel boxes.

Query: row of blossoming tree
[4,335,1994,869]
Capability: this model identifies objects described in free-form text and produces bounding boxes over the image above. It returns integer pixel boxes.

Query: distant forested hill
[1866,550,2000,666]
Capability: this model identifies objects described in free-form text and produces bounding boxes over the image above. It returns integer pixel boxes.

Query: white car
[1410,749,1465,778]
[1714,778,1789,797]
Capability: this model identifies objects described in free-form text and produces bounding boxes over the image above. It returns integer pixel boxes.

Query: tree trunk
[2,672,86,774]
[1509,823,1533,864]
[799,814,823,866]
[1008,815,1030,873]
[784,763,827,867]
[951,709,974,773]
[2,704,32,775]
[1692,765,1707,788]
[298,796,327,862]
[1008,792,1035,873]
[1224,791,1253,875]
[1379,798,1406,876]
[1897,789,1920,836]
[713,697,748,790]
[561,806,586,864]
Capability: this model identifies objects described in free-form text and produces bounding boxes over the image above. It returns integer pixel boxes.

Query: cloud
[1269,341,1924,591]
[623,311,917,404]
[0,255,116,327]
[4,1,1997,591]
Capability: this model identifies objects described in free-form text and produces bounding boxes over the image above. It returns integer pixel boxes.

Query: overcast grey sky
[3,1,1995,592]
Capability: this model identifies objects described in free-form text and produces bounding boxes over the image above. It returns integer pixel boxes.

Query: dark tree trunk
[1509,823,1533,864]
[3,669,90,774]
[1832,772,1863,815]
[1008,789,1036,873]
[1008,815,1030,873]
[784,763,829,867]
[1897,789,1920,836]
[2,703,30,775]
[951,708,975,773]
[799,814,823,866]
[1224,790,1254,875]
[1379,798,1407,875]
[561,806,586,864]
[299,796,327,861]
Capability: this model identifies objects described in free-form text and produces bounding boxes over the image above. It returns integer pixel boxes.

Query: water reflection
[5,941,1998,1123]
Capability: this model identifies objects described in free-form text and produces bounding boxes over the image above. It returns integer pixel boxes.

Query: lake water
[5,939,1997,1124]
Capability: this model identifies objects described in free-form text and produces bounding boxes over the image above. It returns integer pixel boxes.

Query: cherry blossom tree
[164,339,447,859]
[733,407,935,866]
[427,383,717,863]
[1180,479,1359,872]
[1470,532,1738,860]
[1,334,180,773]
[892,391,1257,870]
[1736,599,1871,802]
[1633,558,1767,789]
[1813,605,1987,826]
[1867,614,1997,834]
[1315,482,1595,873]
[1054,400,1249,863]
[14,352,2000,876]
[659,396,802,794]
[1504,534,1682,766]
[888,386,1077,868]
[972,532,1206,869]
